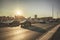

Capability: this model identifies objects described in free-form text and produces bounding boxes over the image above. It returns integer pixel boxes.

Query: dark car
[20,20,31,28]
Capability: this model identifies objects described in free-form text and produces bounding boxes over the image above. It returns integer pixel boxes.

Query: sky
[0,0,60,18]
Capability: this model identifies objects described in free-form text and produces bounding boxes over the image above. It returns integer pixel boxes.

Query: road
[0,23,58,40]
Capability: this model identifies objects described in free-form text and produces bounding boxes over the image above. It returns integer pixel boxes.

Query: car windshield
[20,20,26,23]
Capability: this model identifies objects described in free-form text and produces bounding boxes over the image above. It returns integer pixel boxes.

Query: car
[20,20,31,28]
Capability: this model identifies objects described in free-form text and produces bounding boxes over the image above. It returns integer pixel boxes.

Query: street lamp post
[52,3,54,18]
[57,12,58,18]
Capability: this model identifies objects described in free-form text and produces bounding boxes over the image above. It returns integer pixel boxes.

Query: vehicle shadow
[21,25,47,33]
[0,24,19,28]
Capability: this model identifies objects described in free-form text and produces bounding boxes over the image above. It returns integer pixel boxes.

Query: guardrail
[36,24,60,40]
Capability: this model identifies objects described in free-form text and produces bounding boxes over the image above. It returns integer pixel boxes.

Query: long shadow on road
[21,26,47,33]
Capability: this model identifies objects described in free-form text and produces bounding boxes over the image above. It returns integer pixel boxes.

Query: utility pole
[57,12,58,18]
[52,3,54,18]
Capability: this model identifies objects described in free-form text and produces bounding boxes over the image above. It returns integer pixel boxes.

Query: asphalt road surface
[0,23,58,40]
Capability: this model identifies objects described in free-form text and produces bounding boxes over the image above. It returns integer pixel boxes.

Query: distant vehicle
[20,20,31,28]
[39,20,46,23]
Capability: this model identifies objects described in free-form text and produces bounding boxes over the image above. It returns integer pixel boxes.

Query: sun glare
[15,10,23,16]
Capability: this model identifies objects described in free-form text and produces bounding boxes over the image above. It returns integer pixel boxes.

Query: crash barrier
[36,24,60,40]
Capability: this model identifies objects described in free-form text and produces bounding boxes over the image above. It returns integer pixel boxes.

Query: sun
[15,10,23,16]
